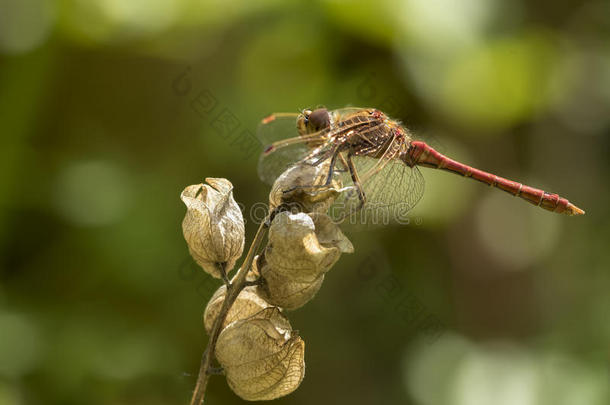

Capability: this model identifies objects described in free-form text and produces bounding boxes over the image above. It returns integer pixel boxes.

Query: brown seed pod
[308,212,354,254]
[181,178,245,278]
[257,258,325,311]
[269,161,342,214]
[267,212,353,280]
[203,283,271,335]
[215,307,305,401]
[266,212,345,280]
[257,212,353,310]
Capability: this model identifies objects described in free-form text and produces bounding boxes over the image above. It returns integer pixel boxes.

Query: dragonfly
[257,107,585,221]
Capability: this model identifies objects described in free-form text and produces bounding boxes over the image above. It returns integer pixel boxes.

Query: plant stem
[189,219,268,405]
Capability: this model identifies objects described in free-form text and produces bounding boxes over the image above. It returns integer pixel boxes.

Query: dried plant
[257,211,353,310]
[215,307,305,401]
[181,170,352,404]
[181,179,245,281]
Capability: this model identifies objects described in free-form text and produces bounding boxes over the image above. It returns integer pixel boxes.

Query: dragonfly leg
[346,152,366,210]
[308,149,336,167]
[293,143,333,167]
[333,153,367,222]
[335,153,350,173]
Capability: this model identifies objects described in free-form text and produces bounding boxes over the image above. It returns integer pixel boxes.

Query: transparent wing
[257,113,300,145]
[332,107,370,119]
[257,114,320,185]
[257,109,373,185]
[332,149,425,226]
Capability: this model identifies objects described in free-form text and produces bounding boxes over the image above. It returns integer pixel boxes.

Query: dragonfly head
[297,107,330,135]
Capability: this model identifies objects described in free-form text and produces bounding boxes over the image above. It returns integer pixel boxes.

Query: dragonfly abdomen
[405,141,584,216]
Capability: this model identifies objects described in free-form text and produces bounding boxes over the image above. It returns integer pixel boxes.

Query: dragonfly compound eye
[297,110,313,135]
[308,108,330,131]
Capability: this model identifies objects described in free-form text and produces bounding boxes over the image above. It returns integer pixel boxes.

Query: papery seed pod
[181,178,245,278]
[203,283,271,335]
[257,212,353,309]
[258,262,325,311]
[269,161,342,214]
[308,212,354,254]
[215,307,305,401]
[266,212,350,281]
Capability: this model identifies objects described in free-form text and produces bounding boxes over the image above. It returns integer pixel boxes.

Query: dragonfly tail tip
[567,203,585,216]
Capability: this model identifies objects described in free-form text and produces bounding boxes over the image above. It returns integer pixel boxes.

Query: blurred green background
[1,0,608,404]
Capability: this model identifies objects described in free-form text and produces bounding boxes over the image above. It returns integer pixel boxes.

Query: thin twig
[218,263,231,287]
[189,219,269,405]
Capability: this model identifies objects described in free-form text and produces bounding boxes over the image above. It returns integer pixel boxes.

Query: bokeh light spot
[475,187,561,271]
[0,311,42,377]
[399,0,494,52]
[90,335,179,380]
[54,160,131,227]
[405,335,610,405]
[440,35,556,130]
[404,333,474,405]
[451,345,538,405]
[58,0,178,43]
[0,381,21,405]
[0,0,55,54]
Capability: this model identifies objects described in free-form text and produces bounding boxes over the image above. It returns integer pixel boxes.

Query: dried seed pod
[308,212,354,254]
[266,212,351,281]
[203,283,271,335]
[257,212,353,309]
[269,161,342,214]
[256,253,325,311]
[215,307,305,401]
[258,264,325,311]
[181,178,245,278]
